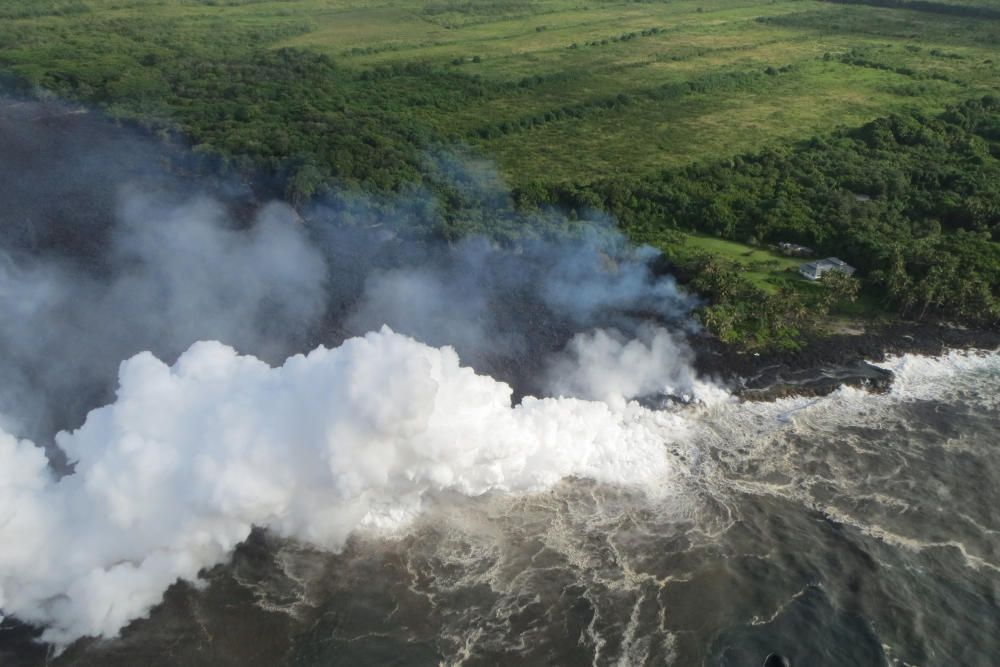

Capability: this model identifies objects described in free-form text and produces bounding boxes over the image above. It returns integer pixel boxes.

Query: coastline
[3,93,997,407]
[693,321,1000,401]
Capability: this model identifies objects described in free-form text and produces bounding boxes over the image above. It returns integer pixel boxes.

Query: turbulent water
[6,349,994,667]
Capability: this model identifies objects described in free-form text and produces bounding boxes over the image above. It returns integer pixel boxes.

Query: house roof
[800,257,854,272]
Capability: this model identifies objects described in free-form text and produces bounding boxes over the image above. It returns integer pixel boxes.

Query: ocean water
[8,350,1000,666]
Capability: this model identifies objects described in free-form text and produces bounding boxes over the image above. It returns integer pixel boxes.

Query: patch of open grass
[672,234,808,293]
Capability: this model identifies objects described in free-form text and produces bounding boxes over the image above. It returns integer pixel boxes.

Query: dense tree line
[520,98,1000,335]
[572,26,664,48]
[822,0,1000,20]
[0,0,90,19]
[836,50,957,83]
[423,0,531,16]
[758,7,1000,46]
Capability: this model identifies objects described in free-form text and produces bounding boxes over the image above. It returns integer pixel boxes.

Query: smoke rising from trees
[0,96,718,648]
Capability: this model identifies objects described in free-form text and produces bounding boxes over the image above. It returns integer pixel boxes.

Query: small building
[799,257,855,281]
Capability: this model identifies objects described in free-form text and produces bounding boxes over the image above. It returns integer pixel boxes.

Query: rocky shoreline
[693,321,1000,401]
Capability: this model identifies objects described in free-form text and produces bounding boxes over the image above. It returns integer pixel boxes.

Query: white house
[799,257,855,280]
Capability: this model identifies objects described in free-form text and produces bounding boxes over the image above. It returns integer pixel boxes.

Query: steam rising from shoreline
[0,186,696,445]
[0,97,712,648]
[0,328,692,646]
[545,325,728,408]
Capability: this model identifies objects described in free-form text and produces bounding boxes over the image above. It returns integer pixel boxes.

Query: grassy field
[671,234,808,292]
[0,0,997,190]
[291,0,1000,182]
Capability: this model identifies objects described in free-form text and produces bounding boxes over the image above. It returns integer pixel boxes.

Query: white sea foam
[695,347,1000,579]
[874,348,1000,404]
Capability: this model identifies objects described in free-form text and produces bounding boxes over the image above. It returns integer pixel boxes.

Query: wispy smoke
[0,194,327,445]
[343,232,696,389]
[0,96,720,649]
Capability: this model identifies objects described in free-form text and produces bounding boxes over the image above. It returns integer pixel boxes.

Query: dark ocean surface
[4,350,996,667]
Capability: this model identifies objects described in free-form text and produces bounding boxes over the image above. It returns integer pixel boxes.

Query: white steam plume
[0,328,692,647]
[1,115,716,651]
[545,326,728,408]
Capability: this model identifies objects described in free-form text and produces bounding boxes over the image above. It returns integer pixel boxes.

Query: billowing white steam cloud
[545,325,728,409]
[0,328,694,647]
[1,123,715,650]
